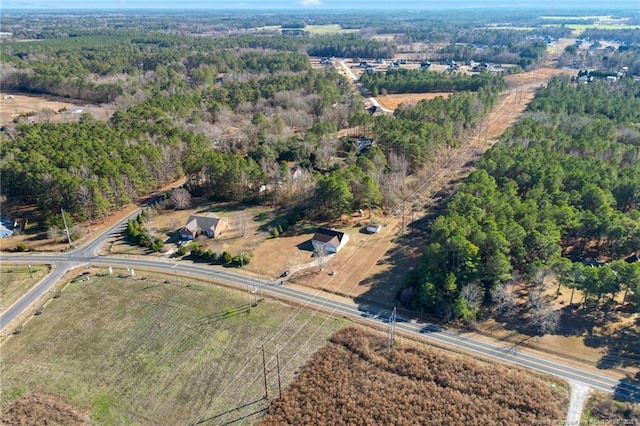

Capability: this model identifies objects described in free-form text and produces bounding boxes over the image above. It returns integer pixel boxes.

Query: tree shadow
[585,317,640,371]
[614,376,640,402]
[352,228,425,310]
[555,304,612,337]
[194,201,252,215]
[296,239,314,252]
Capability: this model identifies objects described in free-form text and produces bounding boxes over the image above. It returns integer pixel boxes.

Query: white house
[311,228,349,253]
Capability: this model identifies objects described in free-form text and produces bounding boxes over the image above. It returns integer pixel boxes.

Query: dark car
[280,270,290,278]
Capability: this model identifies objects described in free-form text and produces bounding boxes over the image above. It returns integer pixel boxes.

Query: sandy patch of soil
[376,92,453,110]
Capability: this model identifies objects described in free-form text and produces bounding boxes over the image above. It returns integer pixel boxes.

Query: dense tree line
[0,106,207,225]
[581,28,640,45]
[312,165,383,220]
[0,35,318,102]
[438,39,548,69]
[371,84,503,173]
[360,69,505,96]
[125,210,164,252]
[406,77,640,320]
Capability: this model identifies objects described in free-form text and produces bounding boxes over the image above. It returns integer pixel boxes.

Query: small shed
[366,223,382,234]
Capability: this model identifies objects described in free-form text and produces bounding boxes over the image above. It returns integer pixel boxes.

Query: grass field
[0,263,49,310]
[564,24,640,31]
[0,270,346,424]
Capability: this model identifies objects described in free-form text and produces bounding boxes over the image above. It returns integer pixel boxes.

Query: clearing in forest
[0,92,78,125]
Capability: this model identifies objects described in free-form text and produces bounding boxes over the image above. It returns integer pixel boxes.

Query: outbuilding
[366,223,382,234]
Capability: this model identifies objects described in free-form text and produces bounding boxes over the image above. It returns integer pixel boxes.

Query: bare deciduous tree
[47,225,62,241]
[528,289,561,336]
[167,219,178,232]
[171,188,192,210]
[78,184,93,222]
[491,282,517,317]
[236,213,251,238]
[315,137,338,170]
[460,282,483,311]
[314,244,329,272]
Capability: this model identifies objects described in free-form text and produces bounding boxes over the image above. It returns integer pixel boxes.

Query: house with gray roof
[179,215,227,240]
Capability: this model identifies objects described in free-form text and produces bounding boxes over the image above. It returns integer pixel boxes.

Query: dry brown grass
[376,92,453,110]
[289,214,404,304]
[584,391,640,425]
[260,327,568,425]
[1,393,89,425]
[0,93,77,125]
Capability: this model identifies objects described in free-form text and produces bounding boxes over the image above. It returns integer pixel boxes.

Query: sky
[2,0,639,10]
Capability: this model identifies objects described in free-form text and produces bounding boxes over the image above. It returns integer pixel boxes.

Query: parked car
[280,270,290,277]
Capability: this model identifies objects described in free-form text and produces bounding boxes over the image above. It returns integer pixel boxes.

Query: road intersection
[1,207,639,403]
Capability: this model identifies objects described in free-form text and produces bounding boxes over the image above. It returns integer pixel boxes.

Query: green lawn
[1,270,347,424]
[0,263,49,310]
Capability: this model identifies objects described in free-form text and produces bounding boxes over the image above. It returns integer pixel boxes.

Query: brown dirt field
[1,393,89,425]
[0,92,116,126]
[289,214,404,304]
[0,92,79,125]
[246,232,318,279]
[376,92,453,110]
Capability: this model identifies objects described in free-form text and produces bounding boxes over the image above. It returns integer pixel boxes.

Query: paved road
[0,207,141,330]
[2,248,639,402]
[338,59,393,113]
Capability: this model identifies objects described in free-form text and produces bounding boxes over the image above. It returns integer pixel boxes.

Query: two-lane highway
[2,252,640,401]
[1,220,639,402]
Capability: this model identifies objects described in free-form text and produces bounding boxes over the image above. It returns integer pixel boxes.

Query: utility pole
[61,208,72,249]
[262,345,268,399]
[27,264,33,278]
[276,350,282,399]
[387,307,397,355]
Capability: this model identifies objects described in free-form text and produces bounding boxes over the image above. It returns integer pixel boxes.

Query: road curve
[2,251,639,402]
